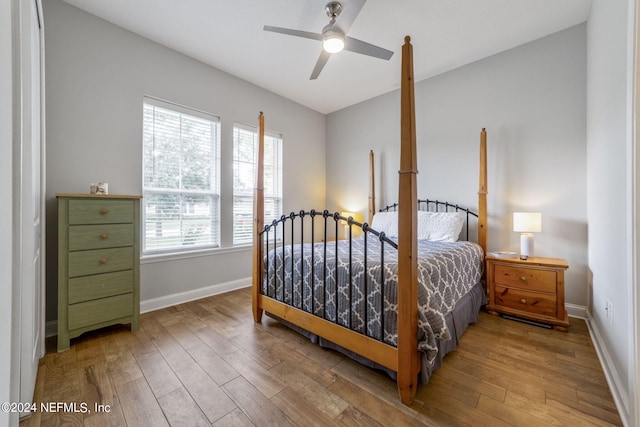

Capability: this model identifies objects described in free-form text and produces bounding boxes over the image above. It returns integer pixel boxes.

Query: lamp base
[520,233,534,260]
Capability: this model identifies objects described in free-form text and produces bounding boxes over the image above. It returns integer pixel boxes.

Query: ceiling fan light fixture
[322,29,344,53]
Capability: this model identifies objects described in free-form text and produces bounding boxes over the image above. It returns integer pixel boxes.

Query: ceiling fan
[264,0,394,80]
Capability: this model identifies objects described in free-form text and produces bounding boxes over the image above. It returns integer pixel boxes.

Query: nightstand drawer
[494,264,556,293]
[68,247,133,278]
[494,285,557,318]
[68,293,133,330]
[68,270,134,304]
[69,199,134,225]
[69,224,134,251]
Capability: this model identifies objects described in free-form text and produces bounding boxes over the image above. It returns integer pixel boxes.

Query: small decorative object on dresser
[485,255,569,331]
[57,193,141,351]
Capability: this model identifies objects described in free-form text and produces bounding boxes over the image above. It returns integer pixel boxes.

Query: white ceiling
[60,0,591,114]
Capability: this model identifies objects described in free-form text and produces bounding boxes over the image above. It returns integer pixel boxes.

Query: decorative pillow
[417,211,465,242]
[370,211,398,237]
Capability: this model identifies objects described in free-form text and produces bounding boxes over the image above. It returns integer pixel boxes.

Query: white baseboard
[584,312,630,427]
[45,277,252,338]
[140,277,251,313]
[566,303,588,319]
[45,320,57,338]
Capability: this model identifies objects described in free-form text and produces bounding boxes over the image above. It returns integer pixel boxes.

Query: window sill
[141,244,251,264]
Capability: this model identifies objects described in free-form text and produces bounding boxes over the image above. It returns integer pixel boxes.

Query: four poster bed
[251,37,488,405]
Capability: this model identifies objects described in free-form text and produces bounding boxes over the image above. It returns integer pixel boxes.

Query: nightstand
[485,255,569,331]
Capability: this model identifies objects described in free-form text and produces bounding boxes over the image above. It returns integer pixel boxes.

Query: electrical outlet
[605,300,614,325]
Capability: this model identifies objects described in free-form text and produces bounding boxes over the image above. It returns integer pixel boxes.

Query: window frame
[232,122,283,246]
[141,96,221,256]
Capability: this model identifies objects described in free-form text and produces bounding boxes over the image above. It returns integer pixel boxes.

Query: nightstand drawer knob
[520,298,527,304]
[100,208,109,215]
[100,233,108,240]
[520,276,527,281]
[99,258,108,264]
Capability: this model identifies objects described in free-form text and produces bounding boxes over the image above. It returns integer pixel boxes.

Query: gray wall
[43,0,326,320]
[586,0,633,422]
[327,24,588,307]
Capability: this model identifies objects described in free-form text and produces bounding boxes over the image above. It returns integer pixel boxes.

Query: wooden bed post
[478,128,488,256]
[478,128,488,287]
[252,112,265,323]
[368,150,375,224]
[397,36,420,405]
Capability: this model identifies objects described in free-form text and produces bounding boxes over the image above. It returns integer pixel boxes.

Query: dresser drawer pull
[99,258,108,264]
[520,298,527,304]
[100,233,108,240]
[100,208,108,215]
[520,276,527,281]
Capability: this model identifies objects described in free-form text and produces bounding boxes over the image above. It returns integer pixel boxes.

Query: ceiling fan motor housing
[325,2,343,20]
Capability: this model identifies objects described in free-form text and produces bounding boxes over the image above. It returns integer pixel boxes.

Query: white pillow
[417,211,465,242]
[370,211,398,237]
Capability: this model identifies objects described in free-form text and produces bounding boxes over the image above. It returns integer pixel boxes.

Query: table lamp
[340,211,363,239]
[513,212,541,260]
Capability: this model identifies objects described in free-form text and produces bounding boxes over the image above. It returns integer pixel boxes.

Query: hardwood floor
[21,288,622,426]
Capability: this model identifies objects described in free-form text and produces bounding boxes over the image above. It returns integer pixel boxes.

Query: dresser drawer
[494,264,556,293]
[68,270,133,304]
[494,285,557,318]
[68,293,133,330]
[69,199,134,225]
[69,224,133,251]
[68,247,133,278]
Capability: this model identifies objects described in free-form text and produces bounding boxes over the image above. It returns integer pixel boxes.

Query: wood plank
[164,321,204,350]
[157,387,210,427]
[270,386,339,427]
[135,351,182,398]
[476,394,550,426]
[335,405,386,427]
[174,360,237,423]
[211,408,254,427]
[222,376,295,427]
[330,357,420,416]
[269,361,349,418]
[115,377,169,427]
[186,343,239,386]
[548,390,622,425]
[105,348,143,388]
[219,349,285,398]
[327,377,427,427]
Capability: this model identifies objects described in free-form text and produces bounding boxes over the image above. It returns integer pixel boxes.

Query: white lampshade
[341,211,363,238]
[340,211,355,224]
[513,212,542,233]
[513,212,541,260]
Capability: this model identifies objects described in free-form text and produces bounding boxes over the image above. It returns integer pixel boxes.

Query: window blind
[142,98,220,254]
[233,124,282,244]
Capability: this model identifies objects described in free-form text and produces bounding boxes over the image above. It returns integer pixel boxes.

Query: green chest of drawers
[57,194,141,351]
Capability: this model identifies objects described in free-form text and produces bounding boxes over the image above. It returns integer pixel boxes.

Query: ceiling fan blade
[344,36,394,60]
[263,25,322,42]
[333,0,366,34]
[310,50,332,80]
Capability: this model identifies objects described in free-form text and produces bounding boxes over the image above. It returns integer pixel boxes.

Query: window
[233,124,282,244]
[142,98,220,254]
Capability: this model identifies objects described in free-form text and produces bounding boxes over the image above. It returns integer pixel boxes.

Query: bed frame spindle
[369,150,375,224]
[252,112,265,323]
[396,35,420,405]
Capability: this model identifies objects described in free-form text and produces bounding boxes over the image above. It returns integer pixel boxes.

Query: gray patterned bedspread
[263,237,484,367]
